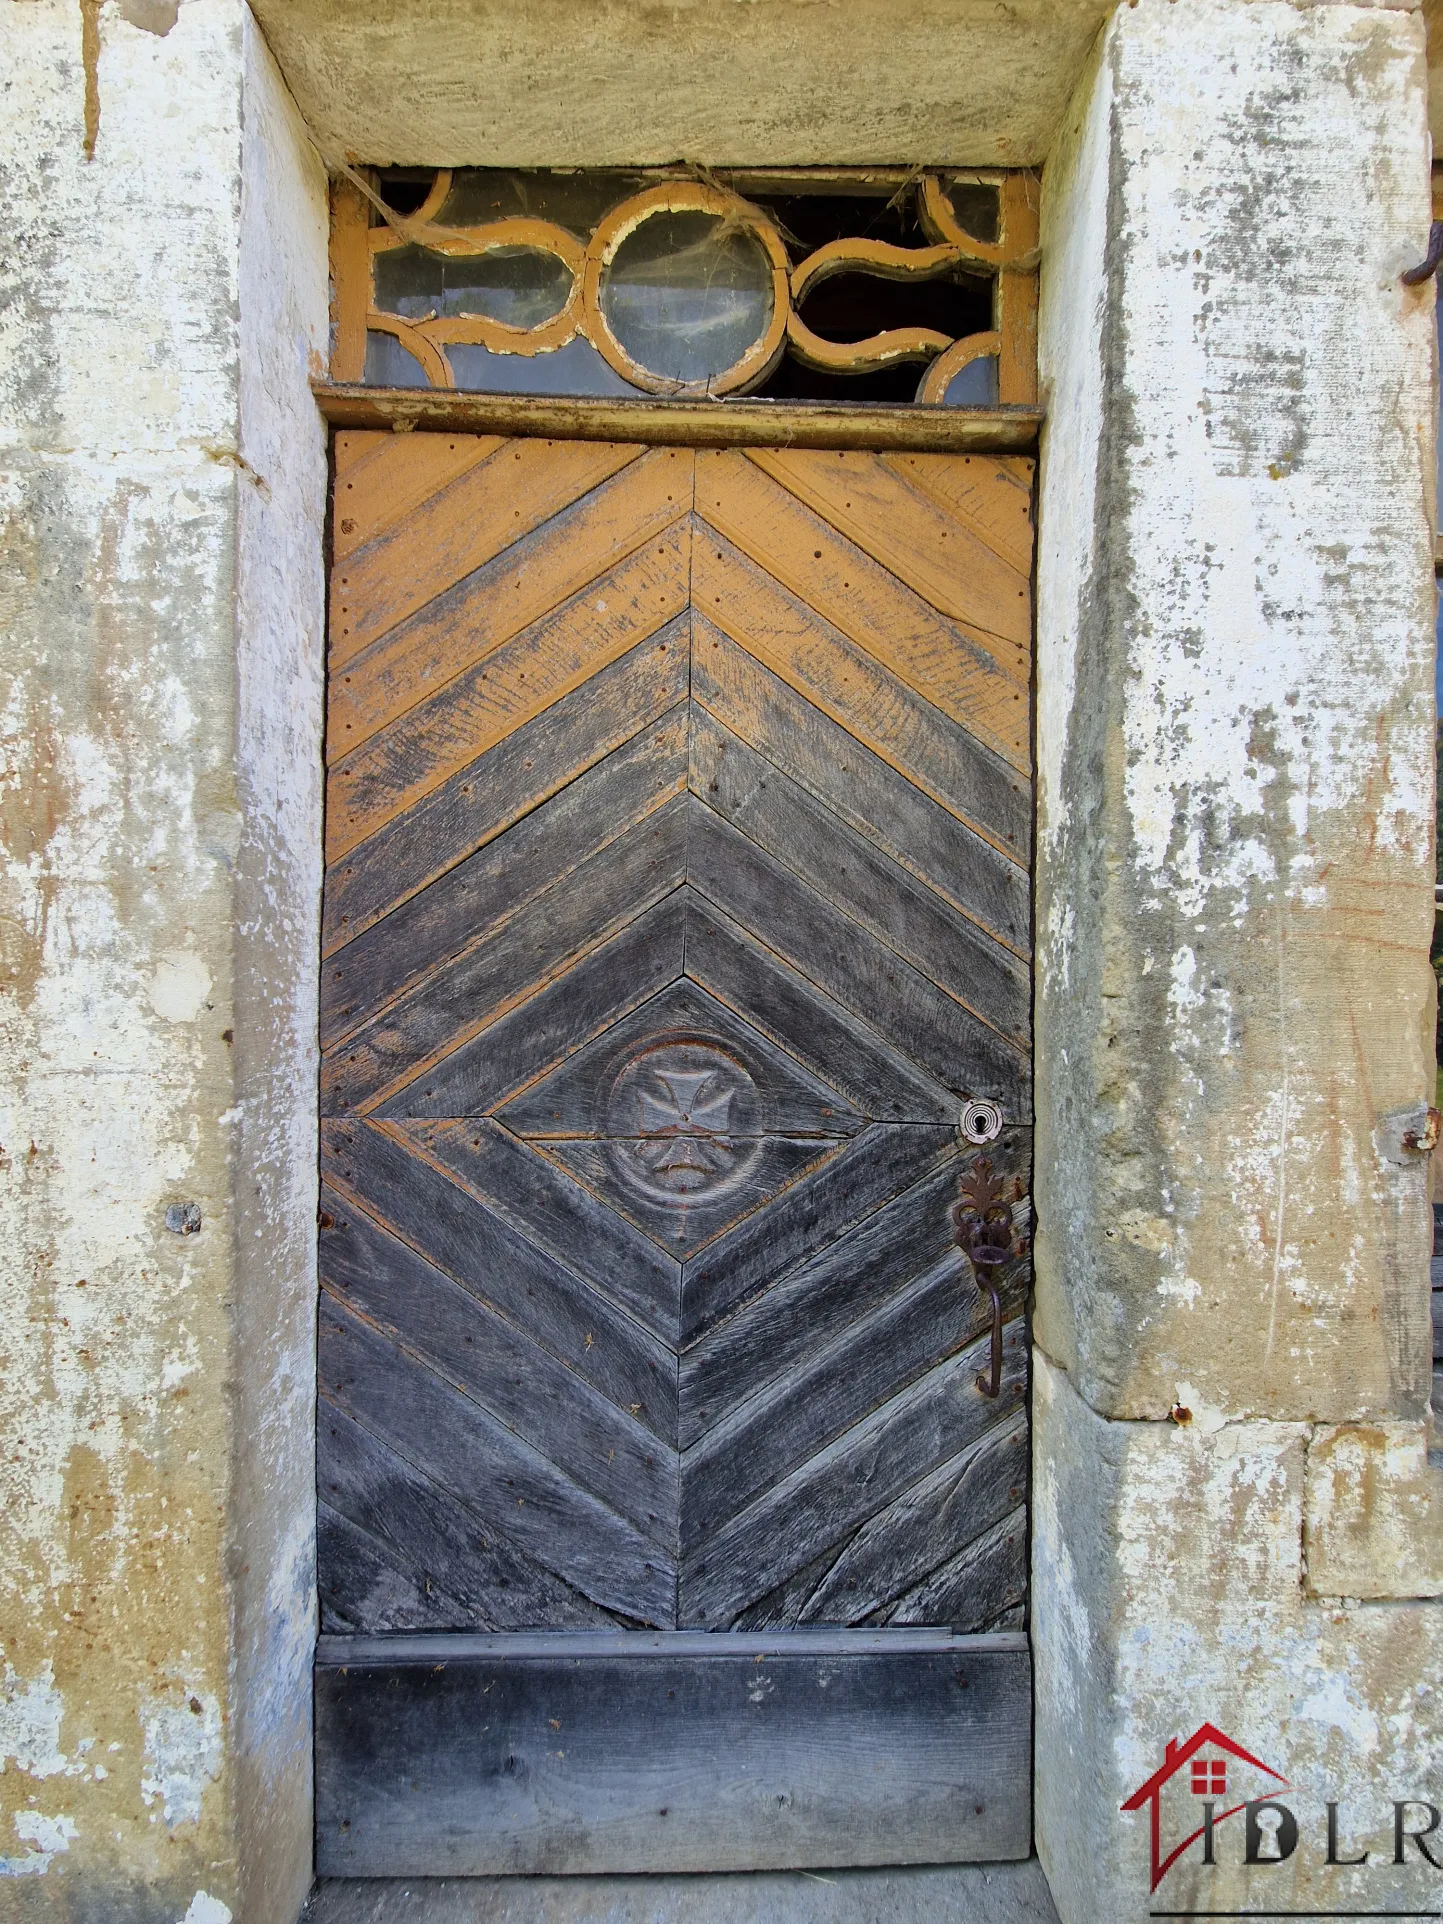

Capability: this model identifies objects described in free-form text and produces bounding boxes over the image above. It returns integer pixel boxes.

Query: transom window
[329,167,1039,407]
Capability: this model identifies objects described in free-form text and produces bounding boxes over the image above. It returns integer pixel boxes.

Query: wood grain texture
[314,382,1044,452]
[800,1410,1029,1625]
[320,1295,677,1623]
[333,430,502,563]
[696,449,1030,767]
[379,894,687,1124]
[692,536,1030,853]
[687,804,1031,1108]
[747,446,1030,649]
[318,1395,616,1632]
[318,431,1035,1655]
[402,1118,684,1347]
[320,1123,677,1438]
[331,438,642,668]
[692,618,1030,946]
[690,708,1029,1041]
[322,803,688,1114]
[322,627,689,952]
[322,704,687,1049]
[319,1180,677,1534]
[330,450,691,749]
[314,1631,1032,1874]
[680,1319,1027,1626]
[679,1144,1030,1453]
[328,521,690,859]
[681,899,960,1124]
[880,451,1034,577]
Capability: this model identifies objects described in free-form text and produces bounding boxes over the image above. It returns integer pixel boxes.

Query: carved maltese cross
[604,1040,761,1203]
[635,1067,739,1191]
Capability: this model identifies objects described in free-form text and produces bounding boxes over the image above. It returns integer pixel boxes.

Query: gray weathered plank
[403,1119,683,1347]
[680,1121,955,1344]
[380,893,686,1122]
[682,899,958,1123]
[801,1409,1030,1625]
[497,976,865,1140]
[322,798,688,1114]
[687,804,1031,1110]
[322,626,689,952]
[542,1135,843,1263]
[689,706,1029,1042]
[320,1122,677,1433]
[314,1630,1032,1874]
[318,1395,615,1631]
[680,1318,1027,1626]
[319,1183,677,1536]
[886,1506,1028,1631]
[691,524,1031,852]
[679,1140,1029,1450]
[683,1247,995,1542]
[320,1295,677,1624]
[318,1501,472,1633]
[323,703,688,1049]
[692,616,1030,949]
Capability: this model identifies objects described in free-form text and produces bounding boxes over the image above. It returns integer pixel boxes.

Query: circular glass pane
[598,210,774,385]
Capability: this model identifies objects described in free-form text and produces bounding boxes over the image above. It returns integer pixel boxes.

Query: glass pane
[375,242,573,329]
[447,338,640,397]
[939,179,1001,245]
[438,169,652,238]
[364,330,429,387]
[943,354,999,407]
[599,210,773,385]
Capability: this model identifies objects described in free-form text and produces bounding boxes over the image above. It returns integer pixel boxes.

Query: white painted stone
[1034,0,1436,1423]
[1033,1352,1443,1923]
[1304,1420,1443,1595]
[0,2,325,1918]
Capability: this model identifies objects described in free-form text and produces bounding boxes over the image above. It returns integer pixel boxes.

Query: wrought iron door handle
[951,1152,1019,1399]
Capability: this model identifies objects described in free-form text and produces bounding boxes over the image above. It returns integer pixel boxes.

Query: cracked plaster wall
[0,2,326,1919]
[1034,3,1443,1919]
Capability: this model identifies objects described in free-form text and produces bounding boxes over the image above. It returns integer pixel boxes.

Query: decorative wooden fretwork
[329,167,1039,407]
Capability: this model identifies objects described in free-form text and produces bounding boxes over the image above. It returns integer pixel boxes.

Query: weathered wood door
[315,430,1034,1873]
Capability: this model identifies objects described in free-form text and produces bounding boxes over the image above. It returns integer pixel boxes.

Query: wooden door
[315,431,1035,1873]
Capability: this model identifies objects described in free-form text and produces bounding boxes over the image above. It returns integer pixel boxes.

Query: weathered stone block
[1304,1421,1443,1596]
[1035,0,1437,1423]
[1033,1350,1443,1924]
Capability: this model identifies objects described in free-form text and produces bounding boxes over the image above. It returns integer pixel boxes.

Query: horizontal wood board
[315,1631,1032,1874]
[319,429,1036,1653]
[316,384,1043,452]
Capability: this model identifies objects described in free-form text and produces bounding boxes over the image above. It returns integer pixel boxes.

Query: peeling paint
[1,1810,79,1878]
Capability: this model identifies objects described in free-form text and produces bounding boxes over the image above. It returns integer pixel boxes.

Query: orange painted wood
[329,451,693,757]
[880,452,1034,579]
[329,179,371,385]
[334,431,503,562]
[690,538,1030,843]
[997,174,1041,409]
[327,523,691,861]
[331,438,645,669]
[695,451,1030,769]
[746,446,1030,648]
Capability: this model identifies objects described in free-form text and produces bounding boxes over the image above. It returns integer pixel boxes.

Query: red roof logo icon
[1121,1722,1289,1892]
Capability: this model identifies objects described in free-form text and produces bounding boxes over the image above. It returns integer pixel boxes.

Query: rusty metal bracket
[1402,222,1443,286]
[950,1153,1021,1398]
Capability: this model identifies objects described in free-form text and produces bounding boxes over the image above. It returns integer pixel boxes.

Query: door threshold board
[316,1629,1031,1877]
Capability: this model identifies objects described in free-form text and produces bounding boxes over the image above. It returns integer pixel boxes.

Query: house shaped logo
[1121,1722,1290,1892]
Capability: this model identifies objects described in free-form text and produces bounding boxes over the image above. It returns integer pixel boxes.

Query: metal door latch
[951,1154,1023,1398]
